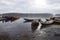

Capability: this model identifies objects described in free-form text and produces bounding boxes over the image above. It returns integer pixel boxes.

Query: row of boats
[0,16,60,24]
[0,16,19,22]
[24,17,60,31]
[24,17,60,24]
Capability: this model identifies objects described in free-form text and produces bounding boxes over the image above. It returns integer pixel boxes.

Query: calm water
[0,18,60,40]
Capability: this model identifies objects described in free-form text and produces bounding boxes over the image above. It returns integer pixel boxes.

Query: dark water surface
[0,18,60,40]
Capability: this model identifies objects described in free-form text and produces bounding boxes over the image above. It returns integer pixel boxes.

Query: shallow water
[0,18,60,40]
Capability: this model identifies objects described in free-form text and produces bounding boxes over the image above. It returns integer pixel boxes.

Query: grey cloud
[0,0,31,13]
[53,9,60,14]
[0,0,60,14]
[47,0,60,4]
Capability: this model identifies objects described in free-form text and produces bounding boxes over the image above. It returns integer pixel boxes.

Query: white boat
[24,18,41,22]
[42,20,54,25]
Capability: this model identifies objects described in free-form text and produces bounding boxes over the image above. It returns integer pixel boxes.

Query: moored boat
[41,18,54,29]
[54,19,60,23]
[42,18,54,25]
[0,16,19,22]
[24,18,41,22]
[53,17,60,23]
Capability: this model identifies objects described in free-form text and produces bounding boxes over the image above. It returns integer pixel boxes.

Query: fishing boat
[24,18,41,22]
[42,19,54,25]
[54,20,60,23]
[0,16,19,22]
[41,19,54,29]
[54,17,60,23]
[50,16,60,23]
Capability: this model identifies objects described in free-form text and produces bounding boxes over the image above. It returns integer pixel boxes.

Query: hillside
[1,13,53,18]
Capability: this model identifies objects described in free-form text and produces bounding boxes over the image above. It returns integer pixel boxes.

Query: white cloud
[0,0,60,14]
[29,0,60,10]
[30,0,47,9]
[1,0,16,6]
[47,3,60,9]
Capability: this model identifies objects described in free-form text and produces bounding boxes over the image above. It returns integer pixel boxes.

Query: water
[0,18,60,40]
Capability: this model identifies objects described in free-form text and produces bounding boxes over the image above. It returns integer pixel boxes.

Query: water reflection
[1,19,18,23]
[41,24,52,29]
[24,19,50,32]
[31,20,42,33]
[0,18,60,40]
[24,20,32,23]
[24,19,52,31]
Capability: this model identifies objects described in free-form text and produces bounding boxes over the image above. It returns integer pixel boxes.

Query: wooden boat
[42,19,54,25]
[0,16,19,22]
[2,16,19,20]
[41,19,54,29]
[54,19,60,23]
[53,17,60,23]
[24,18,41,22]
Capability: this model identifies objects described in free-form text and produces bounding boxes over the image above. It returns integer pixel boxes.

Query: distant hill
[2,13,53,18]
[55,14,60,17]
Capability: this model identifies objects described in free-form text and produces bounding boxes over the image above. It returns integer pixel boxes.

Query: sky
[0,0,60,14]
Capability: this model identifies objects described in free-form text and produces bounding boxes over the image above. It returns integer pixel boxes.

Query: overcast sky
[0,0,60,14]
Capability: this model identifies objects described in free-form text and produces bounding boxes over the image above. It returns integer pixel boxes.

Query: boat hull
[24,18,41,22]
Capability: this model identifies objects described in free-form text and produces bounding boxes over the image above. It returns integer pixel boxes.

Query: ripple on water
[0,18,60,40]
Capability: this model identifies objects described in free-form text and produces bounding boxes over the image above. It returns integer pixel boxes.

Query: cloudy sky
[0,0,60,14]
